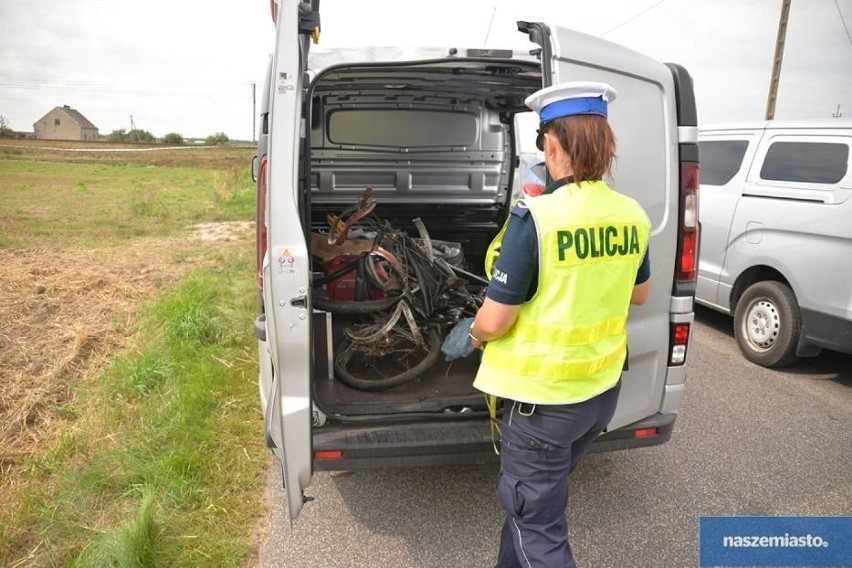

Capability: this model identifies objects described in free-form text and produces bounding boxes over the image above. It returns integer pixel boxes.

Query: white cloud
[1,0,850,139]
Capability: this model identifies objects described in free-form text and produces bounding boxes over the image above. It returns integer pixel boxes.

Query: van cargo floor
[313,356,484,416]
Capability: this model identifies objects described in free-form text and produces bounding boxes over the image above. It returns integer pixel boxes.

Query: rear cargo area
[309,202,497,416]
[304,55,542,417]
[313,320,485,416]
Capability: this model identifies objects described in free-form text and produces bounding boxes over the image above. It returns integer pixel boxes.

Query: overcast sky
[1,0,851,141]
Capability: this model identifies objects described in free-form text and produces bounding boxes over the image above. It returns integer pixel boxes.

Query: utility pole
[252,82,257,143]
[765,0,791,120]
[129,115,139,142]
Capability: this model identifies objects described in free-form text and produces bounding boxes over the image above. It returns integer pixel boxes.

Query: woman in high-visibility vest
[469,81,651,568]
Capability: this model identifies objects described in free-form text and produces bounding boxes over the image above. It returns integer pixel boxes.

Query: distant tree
[162,132,184,145]
[129,129,156,143]
[106,129,129,142]
[0,115,13,138]
[105,128,156,143]
[205,132,229,146]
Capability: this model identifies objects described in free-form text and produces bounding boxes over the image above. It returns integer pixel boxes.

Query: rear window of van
[760,141,849,184]
[328,110,477,148]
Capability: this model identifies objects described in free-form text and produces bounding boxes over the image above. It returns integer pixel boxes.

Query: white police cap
[525,81,617,124]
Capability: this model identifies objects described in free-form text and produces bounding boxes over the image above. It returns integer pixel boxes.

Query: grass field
[0,140,268,566]
[0,141,254,248]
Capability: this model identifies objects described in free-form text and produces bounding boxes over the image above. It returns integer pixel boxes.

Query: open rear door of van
[520,22,692,430]
[264,0,320,522]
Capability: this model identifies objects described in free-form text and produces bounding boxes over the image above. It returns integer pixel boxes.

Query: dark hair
[542,114,616,182]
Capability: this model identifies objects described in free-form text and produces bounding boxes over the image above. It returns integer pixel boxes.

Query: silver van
[255,0,699,520]
[697,119,852,367]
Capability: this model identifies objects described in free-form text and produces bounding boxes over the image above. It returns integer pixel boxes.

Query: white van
[255,0,699,520]
[697,119,852,367]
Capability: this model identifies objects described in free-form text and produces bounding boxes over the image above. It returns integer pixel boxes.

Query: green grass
[1,247,268,566]
[1,143,266,566]
[74,490,159,567]
[0,159,253,248]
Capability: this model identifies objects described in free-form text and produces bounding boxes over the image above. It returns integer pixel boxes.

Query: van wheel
[733,281,800,368]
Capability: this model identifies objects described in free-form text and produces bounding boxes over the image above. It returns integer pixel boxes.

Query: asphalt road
[256,306,852,568]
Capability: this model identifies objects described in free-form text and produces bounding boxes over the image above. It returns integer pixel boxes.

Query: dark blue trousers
[494,381,622,568]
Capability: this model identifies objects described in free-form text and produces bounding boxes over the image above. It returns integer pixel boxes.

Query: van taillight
[669,322,691,365]
[256,155,268,290]
[634,427,658,438]
[676,161,699,283]
[315,450,342,460]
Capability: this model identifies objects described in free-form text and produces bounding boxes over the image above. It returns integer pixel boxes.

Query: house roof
[37,105,98,130]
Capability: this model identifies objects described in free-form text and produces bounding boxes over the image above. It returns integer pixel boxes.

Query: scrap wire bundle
[314,190,484,391]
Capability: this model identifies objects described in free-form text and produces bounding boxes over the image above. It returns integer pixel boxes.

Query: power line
[602,0,668,36]
[835,0,852,46]
[483,6,497,46]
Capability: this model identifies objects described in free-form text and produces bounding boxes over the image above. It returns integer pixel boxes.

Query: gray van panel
[308,59,540,205]
[548,26,676,232]
[547,24,686,429]
[697,120,852,360]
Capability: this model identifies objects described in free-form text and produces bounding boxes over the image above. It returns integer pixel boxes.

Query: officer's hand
[441,317,476,361]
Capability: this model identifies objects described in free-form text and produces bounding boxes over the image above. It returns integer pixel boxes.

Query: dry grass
[0,223,252,501]
[1,139,262,564]
[0,138,254,170]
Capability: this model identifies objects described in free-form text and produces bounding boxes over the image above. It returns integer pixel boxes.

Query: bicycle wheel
[334,326,442,391]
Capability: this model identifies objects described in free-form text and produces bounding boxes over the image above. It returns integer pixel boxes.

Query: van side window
[760,141,849,184]
[698,140,749,186]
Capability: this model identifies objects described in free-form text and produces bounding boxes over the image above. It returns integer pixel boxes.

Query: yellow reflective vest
[474,180,651,404]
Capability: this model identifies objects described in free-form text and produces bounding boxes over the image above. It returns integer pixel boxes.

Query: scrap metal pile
[311,189,486,391]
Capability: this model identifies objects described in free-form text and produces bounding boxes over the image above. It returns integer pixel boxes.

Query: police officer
[468,81,651,568]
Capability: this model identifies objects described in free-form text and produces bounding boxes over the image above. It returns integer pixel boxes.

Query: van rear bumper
[591,412,676,453]
[801,308,852,355]
[311,413,677,471]
[313,419,497,471]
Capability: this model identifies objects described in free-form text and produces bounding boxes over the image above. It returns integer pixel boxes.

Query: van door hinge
[298,5,321,43]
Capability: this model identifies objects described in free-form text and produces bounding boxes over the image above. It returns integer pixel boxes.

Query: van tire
[733,281,800,368]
